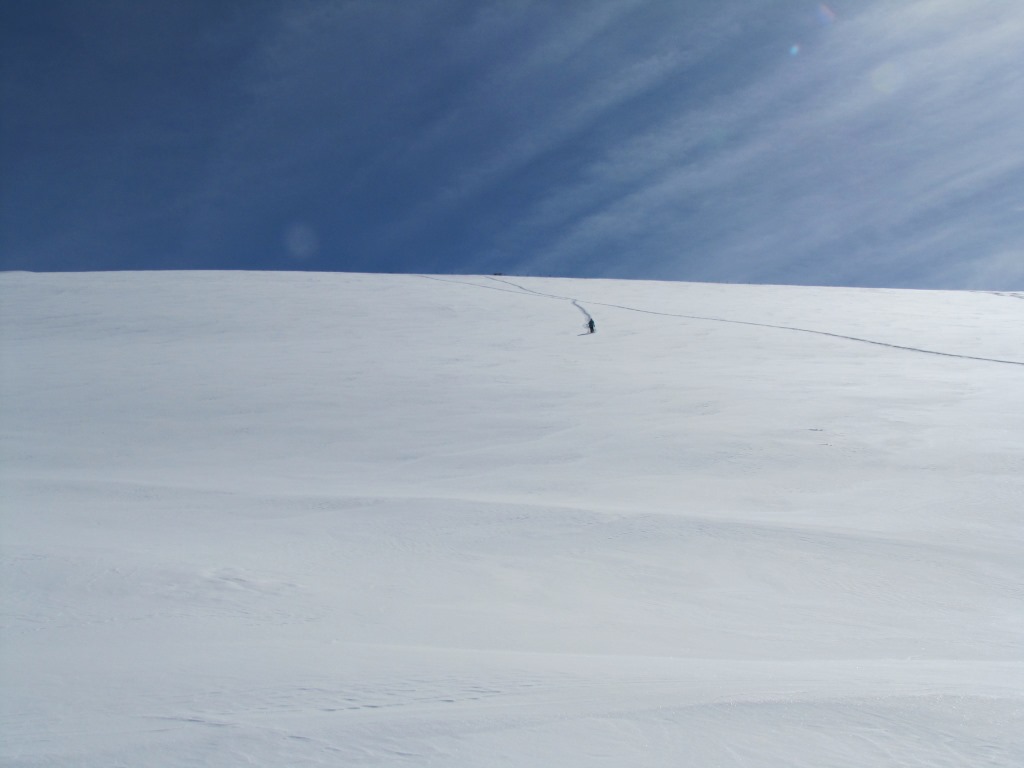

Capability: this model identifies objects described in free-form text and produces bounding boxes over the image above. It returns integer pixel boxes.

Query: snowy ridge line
[422,274,1024,367]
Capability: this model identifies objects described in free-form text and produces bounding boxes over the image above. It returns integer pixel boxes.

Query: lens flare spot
[284,222,319,261]
[870,62,907,94]
[817,3,838,25]
[790,44,801,56]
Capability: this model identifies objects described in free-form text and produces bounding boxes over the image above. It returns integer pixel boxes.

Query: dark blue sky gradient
[2,1,1022,288]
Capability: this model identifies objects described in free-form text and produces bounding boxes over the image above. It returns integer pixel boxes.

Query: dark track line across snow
[418,275,1024,367]
[983,291,1024,301]
[570,301,592,321]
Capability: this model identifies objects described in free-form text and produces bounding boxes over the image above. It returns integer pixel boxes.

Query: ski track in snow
[569,300,592,323]
[421,274,1024,367]
[980,290,1024,301]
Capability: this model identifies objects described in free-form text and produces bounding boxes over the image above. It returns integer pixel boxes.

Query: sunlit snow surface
[2,271,1022,766]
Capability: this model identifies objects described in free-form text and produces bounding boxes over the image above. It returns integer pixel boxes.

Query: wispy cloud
[230,0,1020,287]
[494,0,1024,287]
[5,1,1020,286]
[192,1,754,268]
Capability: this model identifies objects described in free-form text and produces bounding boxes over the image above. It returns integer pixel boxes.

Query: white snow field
[2,270,1022,766]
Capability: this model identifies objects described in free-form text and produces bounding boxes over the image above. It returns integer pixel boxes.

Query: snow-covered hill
[2,271,1022,766]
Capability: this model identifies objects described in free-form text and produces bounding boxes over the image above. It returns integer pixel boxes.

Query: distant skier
[587,318,596,334]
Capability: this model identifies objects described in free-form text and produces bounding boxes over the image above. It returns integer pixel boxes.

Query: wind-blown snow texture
[2,271,1022,766]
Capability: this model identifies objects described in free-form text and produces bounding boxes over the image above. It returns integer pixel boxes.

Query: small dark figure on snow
[587,318,596,334]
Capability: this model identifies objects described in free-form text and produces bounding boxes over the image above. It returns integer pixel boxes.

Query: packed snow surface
[2,271,1022,766]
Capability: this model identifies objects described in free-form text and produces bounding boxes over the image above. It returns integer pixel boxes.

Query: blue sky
[2,1,1022,288]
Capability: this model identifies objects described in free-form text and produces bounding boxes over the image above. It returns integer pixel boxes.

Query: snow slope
[2,270,1022,766]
